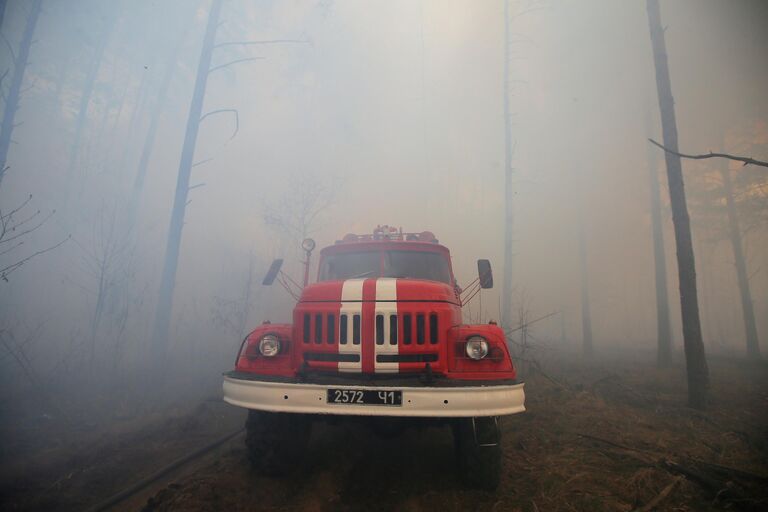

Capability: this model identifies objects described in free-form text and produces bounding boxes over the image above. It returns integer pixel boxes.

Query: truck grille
[302,312,439,346]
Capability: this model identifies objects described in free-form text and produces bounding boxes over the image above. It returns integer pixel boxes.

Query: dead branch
[577,433,656,463]
[199,108,239,140]
[1,235,69,281]
[1,32,16,62]
[649,139,768,168]
[632,477,682,512]
[579,433,757,506]
[213,39,309,49]
[0,209,54,245]
[507,311,559,334]
[662,459,722,492]
[191,158,213,168]
[208,57,264,74]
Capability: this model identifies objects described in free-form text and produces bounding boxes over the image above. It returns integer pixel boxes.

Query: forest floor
[1,353,767,511]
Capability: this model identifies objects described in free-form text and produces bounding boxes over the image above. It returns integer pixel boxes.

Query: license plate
[327,388,402,406]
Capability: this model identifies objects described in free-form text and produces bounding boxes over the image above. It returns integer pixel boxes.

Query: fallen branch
[632,476,682,512]
[690,458,768,484]
[648,139,768,168]
[662,459,721,492]
[577,433,656,463]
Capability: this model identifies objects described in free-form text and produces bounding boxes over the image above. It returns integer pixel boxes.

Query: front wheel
[452,416,502,490]
[245,410,311,476]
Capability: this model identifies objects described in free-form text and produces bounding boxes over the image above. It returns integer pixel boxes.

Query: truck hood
[299,278,459,305]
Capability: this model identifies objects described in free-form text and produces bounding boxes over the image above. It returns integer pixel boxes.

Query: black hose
[84,428,244,512]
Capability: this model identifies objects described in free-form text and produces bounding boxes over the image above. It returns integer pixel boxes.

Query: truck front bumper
[222,372,525,418]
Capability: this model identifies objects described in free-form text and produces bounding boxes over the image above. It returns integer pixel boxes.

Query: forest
[0,0,766,511]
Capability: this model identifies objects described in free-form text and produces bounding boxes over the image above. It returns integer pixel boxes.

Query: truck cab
[223,227,525,488]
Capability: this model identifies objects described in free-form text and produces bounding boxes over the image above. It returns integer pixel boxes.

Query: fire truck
[223,226,525,489]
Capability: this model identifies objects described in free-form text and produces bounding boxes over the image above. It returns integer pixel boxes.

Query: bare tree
[211,253,262,341]
[128,4,195,226]
[645,113,673,366]
[0,0,43,188]
[1,195,68,282]
[150,0,309,359]
[647,0,709,408]
[0,0,8,30]
[501,0,514,330]
[72,204,133,368]
[63,2,120,209]
[578,224,593,358]
[262,172,337,252]
[150,0,224,361]
[718,162,760,358]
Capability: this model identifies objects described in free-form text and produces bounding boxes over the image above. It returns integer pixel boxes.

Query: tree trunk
[501,0,514,331]
[129,23,185,220]
[151,0,223,359]
[720,163,760,357]
[63,5,118,206]
[578,225,593,357]
[0,0,43,187]
[0,0,8,30]
[645,113,673,366]
[646,0,709,408]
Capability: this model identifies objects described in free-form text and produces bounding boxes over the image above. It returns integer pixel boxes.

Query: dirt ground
[2,354,767,511]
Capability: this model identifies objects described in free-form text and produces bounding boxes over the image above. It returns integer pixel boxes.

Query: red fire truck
[223,226,525,489]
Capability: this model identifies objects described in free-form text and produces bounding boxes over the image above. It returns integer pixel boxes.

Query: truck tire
[452,417,502,490]
[245,410,311,476]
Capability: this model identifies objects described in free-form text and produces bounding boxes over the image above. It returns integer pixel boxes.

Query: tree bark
[646,0,709,408]
[720,163,760,357]
[645,113,673,366]
[501,0,514,331]
[151,0,223,359]
[0,0,43,187]
[578,225,593,357]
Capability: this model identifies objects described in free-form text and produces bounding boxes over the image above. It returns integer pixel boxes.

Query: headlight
[258,334,281,357]
[465,336,489,360]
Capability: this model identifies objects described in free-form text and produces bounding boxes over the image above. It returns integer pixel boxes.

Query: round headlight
[258,334,281,357]
[465,336,489,360]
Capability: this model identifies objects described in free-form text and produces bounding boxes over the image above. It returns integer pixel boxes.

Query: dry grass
[2,353,766,511]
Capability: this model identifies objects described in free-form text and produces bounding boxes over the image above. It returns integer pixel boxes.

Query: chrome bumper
[222,375,525,418]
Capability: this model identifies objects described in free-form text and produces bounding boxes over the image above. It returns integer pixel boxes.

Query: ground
[1,353,766,511]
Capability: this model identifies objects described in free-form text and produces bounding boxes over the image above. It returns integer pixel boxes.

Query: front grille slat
[389,315,398,345]
[416,314,425,345]
[301,310,439,350]
[327,314,335,344]
[353,314,361,345]
[315,314,323,344]
[340,314,348,344]
[403,314,412,345]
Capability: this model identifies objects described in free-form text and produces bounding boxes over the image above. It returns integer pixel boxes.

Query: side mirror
[477,259,493,289]
[263,259,284,285]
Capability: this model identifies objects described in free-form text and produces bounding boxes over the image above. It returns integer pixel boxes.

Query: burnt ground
[1,354,767,512]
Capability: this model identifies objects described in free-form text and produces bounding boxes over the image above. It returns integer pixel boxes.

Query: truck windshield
[319,251,451,283]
